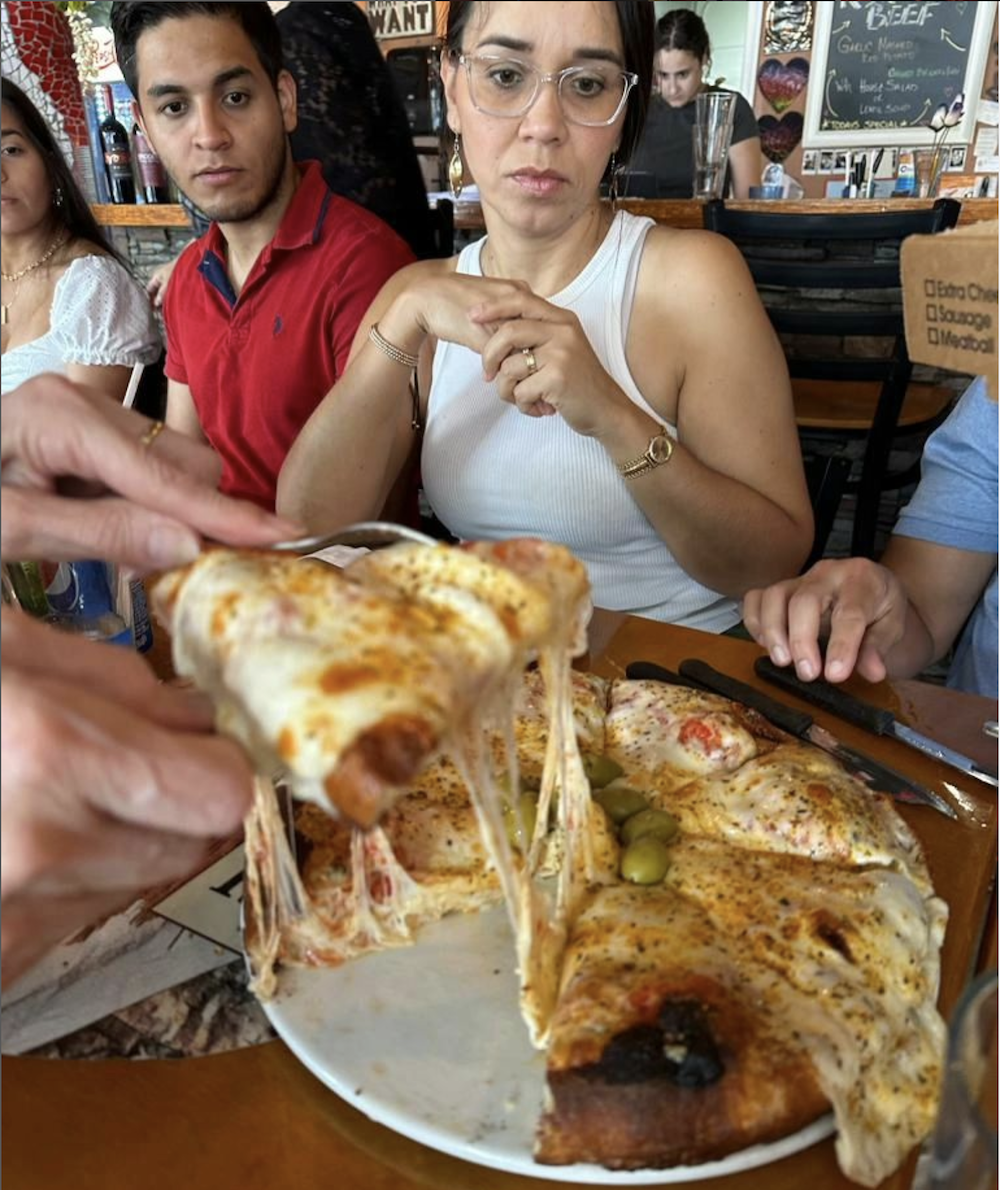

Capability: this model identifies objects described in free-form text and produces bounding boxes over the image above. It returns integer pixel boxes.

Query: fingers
[743,559,907,686]
[146,275,164,309]
[1,378,302,567]
[743,579,829,679]
[1,611,215,732]
[3,670,254,838]
[1,826,213,988]
[1,489,207,573]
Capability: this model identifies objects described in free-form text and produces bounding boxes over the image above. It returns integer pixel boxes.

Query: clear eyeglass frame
[456,53,638,127]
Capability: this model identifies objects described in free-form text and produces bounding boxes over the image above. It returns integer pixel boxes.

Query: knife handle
[753,657,895,736]
[625,661,712,691]
[678,659,814,738]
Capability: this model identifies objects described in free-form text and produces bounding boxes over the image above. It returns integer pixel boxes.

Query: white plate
[262,906,835,1184]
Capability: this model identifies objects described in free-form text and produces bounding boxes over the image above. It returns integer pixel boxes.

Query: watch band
[617,427,675,479]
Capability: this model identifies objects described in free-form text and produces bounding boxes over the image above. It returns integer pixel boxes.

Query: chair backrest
[702,198,961,560]
[703,199,960,347]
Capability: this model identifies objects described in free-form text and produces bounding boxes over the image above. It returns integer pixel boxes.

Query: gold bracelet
[368,322,420,369]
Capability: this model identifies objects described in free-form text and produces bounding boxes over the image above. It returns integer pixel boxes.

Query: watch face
[648,435,673,464]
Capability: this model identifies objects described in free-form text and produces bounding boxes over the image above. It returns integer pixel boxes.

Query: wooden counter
[2,615,996,1190]
[92,196,998,233]
[452,196,998,232]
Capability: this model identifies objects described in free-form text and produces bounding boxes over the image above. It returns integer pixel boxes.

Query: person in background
[744,377,998,698]
[272,0,436,259]
[1,374,302,986]
[110,1,414,511]
[279,0,812,631]
[629,8,761,199]
[0,78,160,399]
[145,0,437,308]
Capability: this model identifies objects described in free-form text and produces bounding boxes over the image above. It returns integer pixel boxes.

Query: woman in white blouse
[0,79,160,398]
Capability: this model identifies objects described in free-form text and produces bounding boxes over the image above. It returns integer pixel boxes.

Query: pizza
[152,542,947,1189]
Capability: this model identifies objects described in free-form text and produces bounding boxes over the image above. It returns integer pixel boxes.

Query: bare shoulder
[639,224,754,300]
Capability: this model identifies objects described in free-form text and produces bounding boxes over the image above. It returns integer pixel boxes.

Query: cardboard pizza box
[901,219,999,398]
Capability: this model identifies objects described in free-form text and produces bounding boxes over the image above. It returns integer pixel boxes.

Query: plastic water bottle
[128,576,155,653]
[43,561,134,647]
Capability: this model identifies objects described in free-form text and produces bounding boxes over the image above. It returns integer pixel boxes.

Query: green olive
[503,792,539,852]
[620,837,672,884]
[582,753,625,789]
[593,784,649,824]
[620,808,680,847]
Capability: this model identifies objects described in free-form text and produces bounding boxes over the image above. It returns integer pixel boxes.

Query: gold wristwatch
[617,427,675,479]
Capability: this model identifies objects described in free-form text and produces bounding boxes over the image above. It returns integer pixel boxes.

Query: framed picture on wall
[803,1,996,147]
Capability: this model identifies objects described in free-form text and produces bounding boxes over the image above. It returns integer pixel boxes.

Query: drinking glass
[913,969,998,1190]
[692,91,736,200]
[914,146,946,198]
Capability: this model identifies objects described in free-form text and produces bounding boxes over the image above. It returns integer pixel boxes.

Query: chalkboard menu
[805,1,994,146]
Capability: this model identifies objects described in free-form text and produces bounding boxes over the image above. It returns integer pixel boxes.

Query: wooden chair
[703,198,961,564]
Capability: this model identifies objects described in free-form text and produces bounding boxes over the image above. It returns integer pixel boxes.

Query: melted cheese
[658,742,931,884]
[605,680,761,790]
[162,550,946,1185]
[666,837,947,1188]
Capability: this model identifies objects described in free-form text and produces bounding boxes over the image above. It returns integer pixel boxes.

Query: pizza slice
[152,540,591,829]
[652,740,932,883]
[604,679,780,793]
[536,881,828,1168]
[667,837,948,1188]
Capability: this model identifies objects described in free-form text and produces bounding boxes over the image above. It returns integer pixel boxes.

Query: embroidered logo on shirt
[273,315,284,336]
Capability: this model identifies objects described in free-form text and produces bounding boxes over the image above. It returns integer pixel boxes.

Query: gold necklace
[1,233,68,325]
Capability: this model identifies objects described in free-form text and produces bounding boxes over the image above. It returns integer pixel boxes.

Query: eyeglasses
[456,53,638,127]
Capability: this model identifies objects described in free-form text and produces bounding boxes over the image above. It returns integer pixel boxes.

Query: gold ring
[522,347,538,376]
[140,420,165,449]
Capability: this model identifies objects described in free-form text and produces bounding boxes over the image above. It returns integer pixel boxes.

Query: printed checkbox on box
[926,304,938,322]
[924,279,936,297]
[928,328,940,344]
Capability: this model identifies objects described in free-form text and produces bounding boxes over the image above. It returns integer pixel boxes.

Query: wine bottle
[99,84,136,205]
[132,117,170,204]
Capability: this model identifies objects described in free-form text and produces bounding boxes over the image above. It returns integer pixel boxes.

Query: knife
[648,658,958,819]
[754,657,999,790]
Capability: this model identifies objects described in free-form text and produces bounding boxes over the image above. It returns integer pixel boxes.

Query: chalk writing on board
[819,1,978,133]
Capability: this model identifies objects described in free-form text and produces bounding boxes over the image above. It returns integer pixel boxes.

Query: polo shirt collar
[271,160,332,250]
[196,160,331,305]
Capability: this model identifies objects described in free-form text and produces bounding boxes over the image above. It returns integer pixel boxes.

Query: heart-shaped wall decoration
[757,57,810,113]
[758,112,804,163]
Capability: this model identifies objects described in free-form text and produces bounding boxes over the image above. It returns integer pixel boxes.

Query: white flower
[944,93,965,128]
[928,103,948,133]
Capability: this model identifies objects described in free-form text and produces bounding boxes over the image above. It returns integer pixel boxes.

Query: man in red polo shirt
[111,2,414,510]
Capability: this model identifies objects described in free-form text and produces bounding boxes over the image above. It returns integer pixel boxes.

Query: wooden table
[3,616,996,1190]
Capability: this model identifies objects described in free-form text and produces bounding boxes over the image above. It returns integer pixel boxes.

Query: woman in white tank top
[279,1,813,630]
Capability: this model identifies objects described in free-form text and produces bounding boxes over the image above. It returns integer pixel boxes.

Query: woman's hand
[469,290,630,436]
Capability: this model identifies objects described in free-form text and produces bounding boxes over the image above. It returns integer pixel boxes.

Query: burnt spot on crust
[659,999,725,1087]
[584,1001,724,1088]
[590,1025,668,1083]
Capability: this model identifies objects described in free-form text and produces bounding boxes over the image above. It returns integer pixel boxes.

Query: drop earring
[448,134,464,201]
[607,152,620,210]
